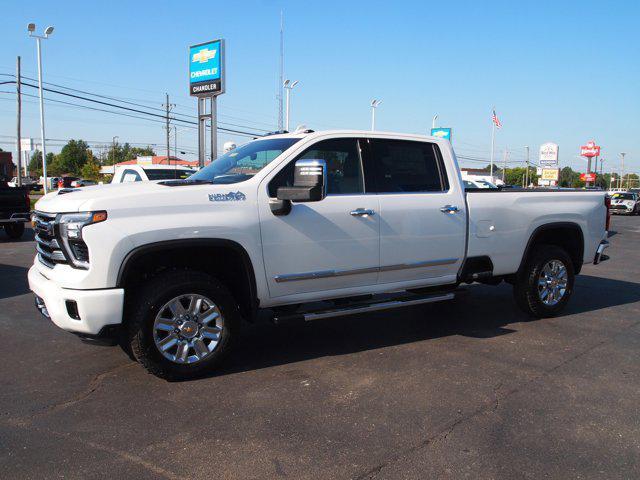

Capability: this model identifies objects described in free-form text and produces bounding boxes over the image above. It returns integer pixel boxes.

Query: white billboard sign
[18,138,33,152]
[539,142,559,167]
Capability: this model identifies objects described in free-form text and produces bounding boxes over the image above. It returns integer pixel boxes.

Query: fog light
[65,300,80,320]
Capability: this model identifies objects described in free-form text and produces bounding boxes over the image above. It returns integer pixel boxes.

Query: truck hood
[34,182,166,213]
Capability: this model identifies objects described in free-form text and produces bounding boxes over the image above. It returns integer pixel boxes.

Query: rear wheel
[4,223,25,239]
[124,270,240,380]
[513,244,575,318]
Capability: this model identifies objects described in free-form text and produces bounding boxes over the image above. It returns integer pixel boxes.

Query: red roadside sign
[580,141,600,158]
[580,173,596,182]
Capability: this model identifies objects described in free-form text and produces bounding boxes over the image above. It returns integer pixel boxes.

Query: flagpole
[490,117,495,179]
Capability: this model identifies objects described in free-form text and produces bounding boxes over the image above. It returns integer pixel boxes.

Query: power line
[0,82,261,137]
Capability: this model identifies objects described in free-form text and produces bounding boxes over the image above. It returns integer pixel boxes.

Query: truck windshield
[189,138,300,184]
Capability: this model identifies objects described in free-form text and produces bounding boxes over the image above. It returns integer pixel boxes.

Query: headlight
[58,211,107,268]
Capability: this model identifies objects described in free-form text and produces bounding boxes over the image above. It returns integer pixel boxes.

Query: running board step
[273,292,455,324]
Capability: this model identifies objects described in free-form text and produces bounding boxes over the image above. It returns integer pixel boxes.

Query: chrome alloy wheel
[537,260,568,306]
[153,294,223,364]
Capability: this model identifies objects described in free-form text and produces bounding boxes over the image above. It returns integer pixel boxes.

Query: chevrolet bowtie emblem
[193,48,216,64]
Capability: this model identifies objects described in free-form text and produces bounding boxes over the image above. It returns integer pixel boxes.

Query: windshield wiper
[158,179,214,187]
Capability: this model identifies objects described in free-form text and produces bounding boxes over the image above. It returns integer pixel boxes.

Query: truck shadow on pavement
[197,274,640,381]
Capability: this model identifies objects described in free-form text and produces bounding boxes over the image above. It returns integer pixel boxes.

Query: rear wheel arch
[518,222,584,275]
[117,239,259,321]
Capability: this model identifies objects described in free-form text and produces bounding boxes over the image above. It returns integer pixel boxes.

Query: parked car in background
[57,176,80,189]
[111,165,196,183]
[609,192,639,215]
[463,179,499,189]
[70,179,98,188]
[8,177,41,190]
[0,183,30,239]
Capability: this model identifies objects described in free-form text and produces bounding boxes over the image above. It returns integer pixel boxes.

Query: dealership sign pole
[189,39,225,168]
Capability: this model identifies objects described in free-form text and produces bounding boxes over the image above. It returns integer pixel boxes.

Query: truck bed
[465,189,606,275]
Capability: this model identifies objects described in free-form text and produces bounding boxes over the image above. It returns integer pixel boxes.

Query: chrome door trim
[379,258,458,272]
[274,258,459,283]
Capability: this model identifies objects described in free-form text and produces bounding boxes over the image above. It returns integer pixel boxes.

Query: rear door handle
[440,205,460,214]
[350,208,375,217]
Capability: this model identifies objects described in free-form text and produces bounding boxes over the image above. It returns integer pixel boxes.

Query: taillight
[604,195,611,231]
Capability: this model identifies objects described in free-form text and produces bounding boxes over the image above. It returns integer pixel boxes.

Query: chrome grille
[33,211,68,268]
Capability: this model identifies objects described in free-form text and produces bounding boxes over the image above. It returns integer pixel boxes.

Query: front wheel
[513,245,575,318]
[4,222,25,239]
[124,270,240,380]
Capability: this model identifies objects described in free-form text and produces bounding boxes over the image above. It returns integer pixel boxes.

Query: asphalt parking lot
[1,216,639,479]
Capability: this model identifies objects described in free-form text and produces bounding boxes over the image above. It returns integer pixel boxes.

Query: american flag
[492,109,502,129]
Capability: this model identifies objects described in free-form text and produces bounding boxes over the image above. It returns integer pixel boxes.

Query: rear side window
[369,139,448,193]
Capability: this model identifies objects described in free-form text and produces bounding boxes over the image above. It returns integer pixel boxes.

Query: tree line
[27,140,156,180]
[480,164,638,189]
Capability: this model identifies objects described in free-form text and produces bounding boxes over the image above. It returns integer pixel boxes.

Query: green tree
[54,139,90,175]
[28,150,56,177]
[104,142,156,165]
[80,150,100,180]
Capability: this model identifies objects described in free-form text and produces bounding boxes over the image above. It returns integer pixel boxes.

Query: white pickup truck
[28,130,610,380]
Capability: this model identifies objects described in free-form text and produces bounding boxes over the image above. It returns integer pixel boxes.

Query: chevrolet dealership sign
[189,39,225,96]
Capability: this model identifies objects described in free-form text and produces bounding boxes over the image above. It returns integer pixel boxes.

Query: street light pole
[432,114,438,129]
[371,99,382,131]
[28,23,54,194]
[619,152,626,189]
[283,79,299,132]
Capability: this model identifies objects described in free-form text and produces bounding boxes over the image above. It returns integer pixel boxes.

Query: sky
[1,0,638,173]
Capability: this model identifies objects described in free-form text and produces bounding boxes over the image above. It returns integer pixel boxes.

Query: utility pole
[16,56,22,186]
[112,136,118,165]
[162,93,175,167]
[524,145,530,188]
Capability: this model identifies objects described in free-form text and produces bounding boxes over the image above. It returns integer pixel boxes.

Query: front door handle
[350,208,375,217]
[440,205,460,214]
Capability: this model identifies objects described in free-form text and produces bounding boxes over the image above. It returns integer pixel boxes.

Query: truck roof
[260,129,442,142]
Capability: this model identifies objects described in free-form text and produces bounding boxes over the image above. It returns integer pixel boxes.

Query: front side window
[369,139,448,193]
[269,138,364,196]
[190,137,300,185]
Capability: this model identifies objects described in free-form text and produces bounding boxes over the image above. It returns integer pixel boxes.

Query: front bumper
[610,206,634,214]
[28,265,124,335]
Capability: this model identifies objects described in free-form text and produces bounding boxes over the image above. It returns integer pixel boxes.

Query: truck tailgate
[0,187,30,220]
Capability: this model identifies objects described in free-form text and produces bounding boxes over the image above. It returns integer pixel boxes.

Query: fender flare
[517,222,584,274]
[116,238,258,310]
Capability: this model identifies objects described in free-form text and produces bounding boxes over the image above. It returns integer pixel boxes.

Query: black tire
[4,222,25,239]
[513,244,575,318]
[124,269,241,381]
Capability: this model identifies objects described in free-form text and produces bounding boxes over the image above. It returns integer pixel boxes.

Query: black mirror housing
[276,159,326,203]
